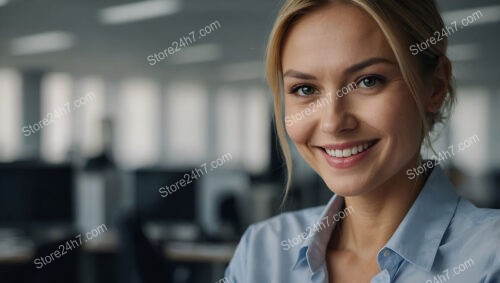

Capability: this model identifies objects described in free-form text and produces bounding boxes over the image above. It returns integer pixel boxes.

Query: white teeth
[335,149,342,157]
[325,142,373,158]
[342,149,351,157]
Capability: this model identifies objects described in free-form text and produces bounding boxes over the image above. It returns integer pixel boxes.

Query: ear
[426,56,451,113]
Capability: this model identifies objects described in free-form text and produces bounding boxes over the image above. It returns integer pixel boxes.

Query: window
[449,87,489,174]
[243,88,270,173]
[165,82,208,165]
[216,86,270,173]
[41,73,73,163]
[216,87,243,166]
[77,77,106,157]
[115,78,161,168]
[0,69,22,161]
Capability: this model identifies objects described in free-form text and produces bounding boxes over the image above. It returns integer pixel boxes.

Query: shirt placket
[371,248,403,283]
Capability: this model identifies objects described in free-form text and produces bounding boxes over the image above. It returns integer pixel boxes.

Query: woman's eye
[358,76,382,88]
[292,85,317,96]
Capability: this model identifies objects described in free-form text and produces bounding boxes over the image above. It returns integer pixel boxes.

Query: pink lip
[318,140,378,169]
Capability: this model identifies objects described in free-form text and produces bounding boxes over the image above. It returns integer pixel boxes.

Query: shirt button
[383,250,391,257]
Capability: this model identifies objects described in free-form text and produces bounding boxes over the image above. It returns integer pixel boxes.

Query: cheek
[382,103,417,129]
[284,104,318,144]
[285,119,314,144]
[365,90,422,149]
[389,94,422,141]
[285,113,320,171]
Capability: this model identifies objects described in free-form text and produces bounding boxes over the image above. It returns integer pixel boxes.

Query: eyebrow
[345,57,395,74]
[283,57,396,80]
[282,69,317,80]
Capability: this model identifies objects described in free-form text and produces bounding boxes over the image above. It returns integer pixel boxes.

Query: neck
[330,156,427,258]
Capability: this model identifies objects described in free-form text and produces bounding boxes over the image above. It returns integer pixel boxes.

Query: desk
[84,229,237,262]
[0,226,74,264]
[163,242,236,263]
[0,244,35,264]
[82,229,236,282]
[163,241,236,282]
[0,227,238,265]
[83,230,119,253]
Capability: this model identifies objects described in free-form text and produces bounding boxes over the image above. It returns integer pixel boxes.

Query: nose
[319,92,357,135]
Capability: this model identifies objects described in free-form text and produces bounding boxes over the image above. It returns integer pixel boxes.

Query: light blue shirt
[225,166,500,282]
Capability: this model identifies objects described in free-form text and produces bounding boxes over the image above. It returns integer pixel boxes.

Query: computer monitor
[134,168,197,223]
[198,170,249,238]
[0,162,74,228]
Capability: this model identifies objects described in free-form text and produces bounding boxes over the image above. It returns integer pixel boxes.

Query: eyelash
[288,84,318,96]
[357,75,386,89]
[287,75,386,97]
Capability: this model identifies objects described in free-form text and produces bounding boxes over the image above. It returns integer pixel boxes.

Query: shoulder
[224,205,325,282]
[238,205,325,254]
[451,197,500,239]
[249,205,325,238]
[443,197,500,279]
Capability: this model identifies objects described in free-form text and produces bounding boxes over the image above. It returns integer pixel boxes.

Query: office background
[0,0,499,282]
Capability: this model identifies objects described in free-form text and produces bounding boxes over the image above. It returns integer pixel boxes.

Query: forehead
[281,3,395,72]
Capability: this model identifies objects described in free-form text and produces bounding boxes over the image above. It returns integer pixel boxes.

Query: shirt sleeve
[224,225,254,283]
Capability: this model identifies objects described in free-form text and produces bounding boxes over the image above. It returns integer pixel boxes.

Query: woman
[225,0,500,282]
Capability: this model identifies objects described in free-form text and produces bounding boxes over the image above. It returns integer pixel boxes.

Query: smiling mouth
[321,140,379,158]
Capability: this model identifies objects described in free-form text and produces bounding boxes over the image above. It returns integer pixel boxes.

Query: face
[281,3,429,196]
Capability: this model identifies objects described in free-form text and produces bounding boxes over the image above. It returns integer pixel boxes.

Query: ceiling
[0,0,499,87]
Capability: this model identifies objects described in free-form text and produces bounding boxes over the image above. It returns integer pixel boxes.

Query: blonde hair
[265,0,455,195]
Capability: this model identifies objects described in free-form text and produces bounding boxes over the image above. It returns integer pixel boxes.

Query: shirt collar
[384,165,459,272]
[292,192,344,273]
[291,165,460,274]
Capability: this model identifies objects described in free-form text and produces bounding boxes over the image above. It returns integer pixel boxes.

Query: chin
[321,173,376,197]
